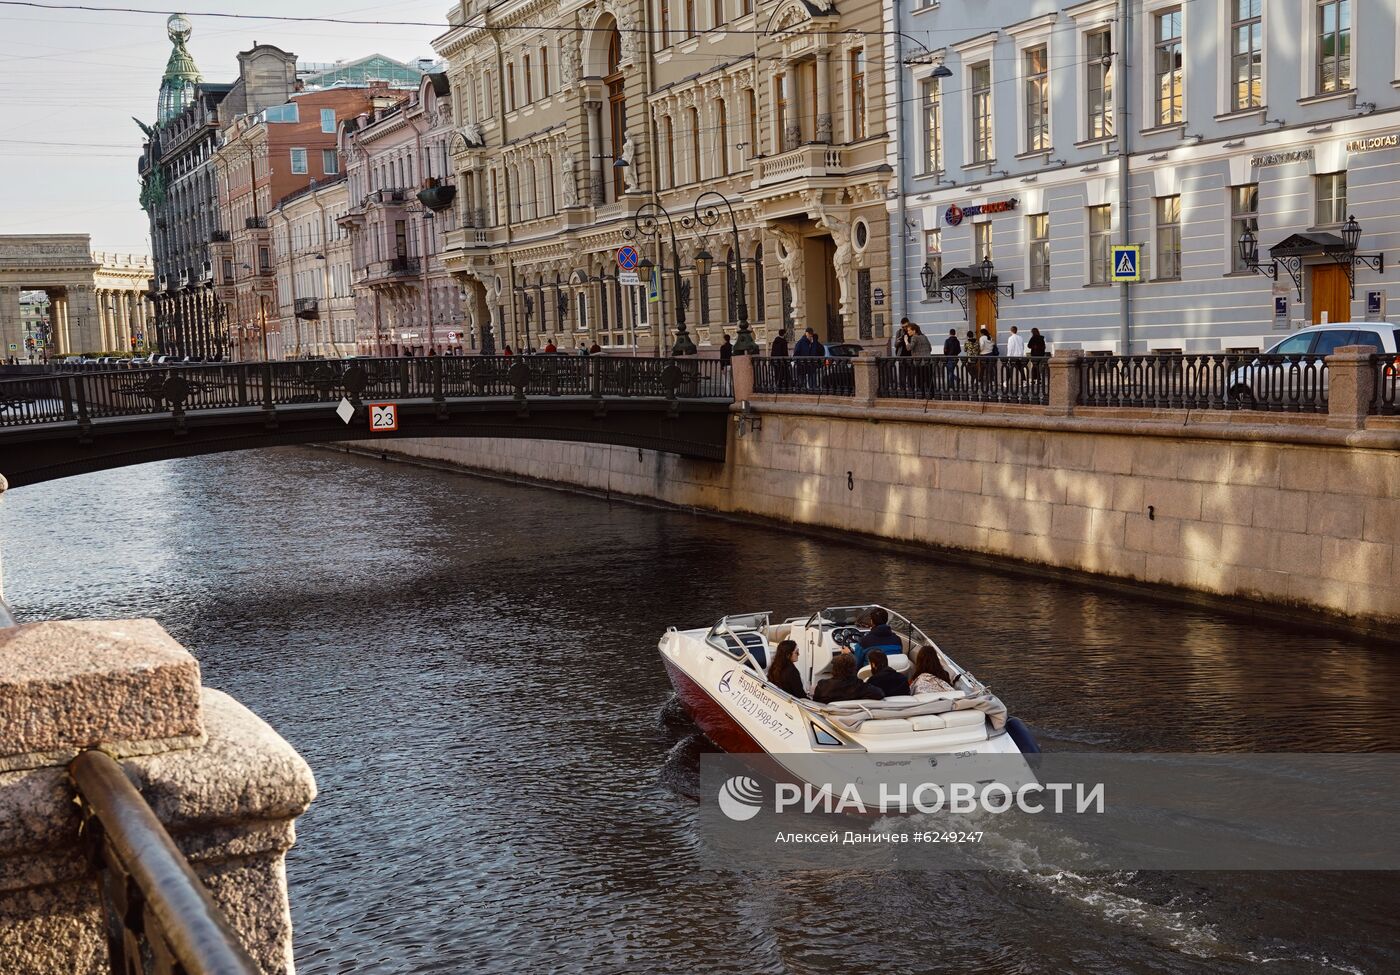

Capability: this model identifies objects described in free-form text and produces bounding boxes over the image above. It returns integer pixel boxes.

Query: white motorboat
[659,605,1039,764]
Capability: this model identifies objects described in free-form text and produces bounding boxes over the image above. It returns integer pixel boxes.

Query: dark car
[824,343,863,358]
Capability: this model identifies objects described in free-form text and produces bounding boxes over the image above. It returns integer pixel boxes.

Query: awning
[937,266,1000,290]
[1268,232,1348,259]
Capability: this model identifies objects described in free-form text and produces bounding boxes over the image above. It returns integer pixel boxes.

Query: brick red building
[214,82,409,359]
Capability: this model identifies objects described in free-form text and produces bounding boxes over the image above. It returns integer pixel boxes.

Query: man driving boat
[845,607,903,668]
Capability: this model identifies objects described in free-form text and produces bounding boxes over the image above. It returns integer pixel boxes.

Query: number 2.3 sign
[368,403,399,432]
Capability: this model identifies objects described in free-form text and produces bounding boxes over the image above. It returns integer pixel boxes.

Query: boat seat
[909,710,986,732]
[857,654,911,681]
[858,718,915,736]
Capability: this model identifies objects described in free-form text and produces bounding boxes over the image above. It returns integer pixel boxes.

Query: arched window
[606,28,626,198]
[688,107,701,182]
[526,166,537,220]
[725,247,736,322]
[753,243,765,321]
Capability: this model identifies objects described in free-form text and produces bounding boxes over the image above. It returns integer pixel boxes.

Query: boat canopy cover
[804,689,1008,732]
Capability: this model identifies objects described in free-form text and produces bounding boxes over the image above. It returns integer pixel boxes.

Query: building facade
[269,176,357,358]
[892,0,1400,353]
[0,237,152,358]
[339,74,467,356]
[213,78,404,360]
[431,0,896,355]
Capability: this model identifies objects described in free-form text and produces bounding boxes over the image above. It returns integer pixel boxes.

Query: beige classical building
[269,175,357,358]
[431,0,894,354]
[0,237,153,357]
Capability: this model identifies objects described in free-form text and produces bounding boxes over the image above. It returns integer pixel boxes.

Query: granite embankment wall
[355,356,1400,627]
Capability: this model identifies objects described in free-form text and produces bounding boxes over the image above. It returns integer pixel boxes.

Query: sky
[0,1,449,255]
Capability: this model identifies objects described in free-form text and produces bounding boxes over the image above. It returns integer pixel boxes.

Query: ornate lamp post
[692,191,756,355]
[627,201,695,355]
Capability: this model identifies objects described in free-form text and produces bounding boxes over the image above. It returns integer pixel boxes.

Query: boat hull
[662,656,764,753]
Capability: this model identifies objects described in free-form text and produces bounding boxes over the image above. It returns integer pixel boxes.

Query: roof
[937,266,999,288]
[1269,232,1348,256]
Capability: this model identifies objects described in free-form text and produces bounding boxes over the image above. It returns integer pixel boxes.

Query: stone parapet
[1325,345,1378,430]
[1046,348,1083,416]
[0,619,315,975]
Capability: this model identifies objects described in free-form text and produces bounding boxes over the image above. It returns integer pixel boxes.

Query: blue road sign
[617,246,639,271]
[1110,245,1141,282]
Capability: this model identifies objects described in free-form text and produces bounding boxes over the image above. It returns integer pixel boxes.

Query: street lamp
[692,190,757,355]
[694,248,713,277]
[628,200,696,355]
[979,255,994,285]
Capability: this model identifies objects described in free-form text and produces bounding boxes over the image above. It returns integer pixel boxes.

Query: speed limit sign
[368,403,398,432]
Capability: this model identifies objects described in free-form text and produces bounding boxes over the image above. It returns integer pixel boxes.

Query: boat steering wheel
[831,625,863,650]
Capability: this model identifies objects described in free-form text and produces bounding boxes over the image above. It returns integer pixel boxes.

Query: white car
[1227,322,1400,409]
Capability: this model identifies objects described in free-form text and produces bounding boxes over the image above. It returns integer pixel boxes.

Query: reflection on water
[3,447,1398,974]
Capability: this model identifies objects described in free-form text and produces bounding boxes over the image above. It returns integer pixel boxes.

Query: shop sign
[943,198,1018,226]
[1250,148,1313,167]
[1347,134,1399,153]
[1366,290,1387,320]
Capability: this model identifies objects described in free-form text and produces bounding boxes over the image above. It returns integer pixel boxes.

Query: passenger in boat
[865,650,910,697]
[909,645,957,695]
[766,639,806,699]
[853,607,902,668]
[813,654,885,704]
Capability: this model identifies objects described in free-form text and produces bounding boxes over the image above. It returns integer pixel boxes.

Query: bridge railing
[1077,353,1328,412]
[877,356,1049,405]
[0,356,730,428]
[752,356,855,396]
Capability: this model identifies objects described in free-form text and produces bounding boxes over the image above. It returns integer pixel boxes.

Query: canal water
[3,447,1398,975]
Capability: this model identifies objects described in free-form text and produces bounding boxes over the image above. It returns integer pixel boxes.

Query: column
[97,290,112,350]
[53,295,69,355]
[815,51,832,144]
[70,285,101,353]
[118,291,132,349]
[0,286,21,359]
[586,100,604,204]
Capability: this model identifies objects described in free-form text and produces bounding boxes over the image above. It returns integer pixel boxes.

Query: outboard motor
[1005,716,1041,754]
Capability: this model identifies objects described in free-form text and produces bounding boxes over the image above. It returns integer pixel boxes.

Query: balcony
[375,188,407,204]
[359,256,421,286]
[210,229,231,243]
[753,145,846,189]
[294,297,319,320]
[245,216,268,230]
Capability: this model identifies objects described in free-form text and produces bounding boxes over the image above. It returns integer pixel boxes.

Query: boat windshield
[705,612,773,659]
[808,605,939,650]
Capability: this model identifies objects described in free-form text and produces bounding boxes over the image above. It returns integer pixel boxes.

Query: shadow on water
[2,447,1398,975]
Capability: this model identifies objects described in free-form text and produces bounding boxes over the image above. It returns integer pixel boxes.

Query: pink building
[339,74,466,355]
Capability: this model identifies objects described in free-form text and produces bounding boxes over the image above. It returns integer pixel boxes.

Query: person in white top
[1005,325,1027,358]
[978,328,994,356]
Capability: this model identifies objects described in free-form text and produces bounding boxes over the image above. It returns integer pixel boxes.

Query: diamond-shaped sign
[336,397,355,425]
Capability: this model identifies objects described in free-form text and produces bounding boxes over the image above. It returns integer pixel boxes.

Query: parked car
[824,343,864,358]
[1227,322,1400,408]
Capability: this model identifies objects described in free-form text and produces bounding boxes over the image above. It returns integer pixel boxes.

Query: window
[1231,0,1262,111]
[1230,183,1258,272]
[1088,204,1112,284]
[753,244,765,320]
[1154,8,1183,125]
[970,61,992,163]
[775,74,790,151]
[712,0,723,27]
[921,78,942,174]
[850,49,866,141]
[523,54,532,104]
[1315,171,1346,225]
[746,89,757,157]
[258,245,271,273]
[290,148,308,174]
[320,108,336,133]
[1155,195,1181,279]
[684,0,696,38]
[1024,45,1049,152]
[973,222,991,262]
[740,0,751,14]
[689,107,701,182]
[923,229,942,298]
[322,149,339,175]
[717,100,729,176]
[264,103,299,123]
[1317,0,1351,94]
[484,70,495,117]
[540,45,550,94]
[1086,28,1114,139]
[1028,214,1050,289]
[578,292,589,331]
[664,117,675,187]
[659,0,670,45]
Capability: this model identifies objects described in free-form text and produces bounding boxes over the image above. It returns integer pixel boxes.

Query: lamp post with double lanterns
[1239,215,1384,301]
[691,191,757,355]
[626,200,695,355]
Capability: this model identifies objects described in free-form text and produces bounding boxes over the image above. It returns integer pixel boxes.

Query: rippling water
[3,447,1398,974]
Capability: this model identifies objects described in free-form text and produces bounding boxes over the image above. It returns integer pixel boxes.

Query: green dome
[157,13,202,124]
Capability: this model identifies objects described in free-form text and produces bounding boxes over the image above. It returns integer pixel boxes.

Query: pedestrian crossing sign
[1111,245,1142,282]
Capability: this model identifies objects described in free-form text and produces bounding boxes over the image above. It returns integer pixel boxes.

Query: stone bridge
[0,356,731,488]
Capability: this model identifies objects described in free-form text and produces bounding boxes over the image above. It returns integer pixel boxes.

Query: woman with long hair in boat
[909,645,957,695]
[766,639,806,699]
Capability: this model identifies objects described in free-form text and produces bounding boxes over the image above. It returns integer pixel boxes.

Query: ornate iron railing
[1078,353,1329,413]
[0,356,730,428]
[877,356,1048,405]
[751,356,855,396]
[1374,354,1400,416]
[70,749,259,975]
